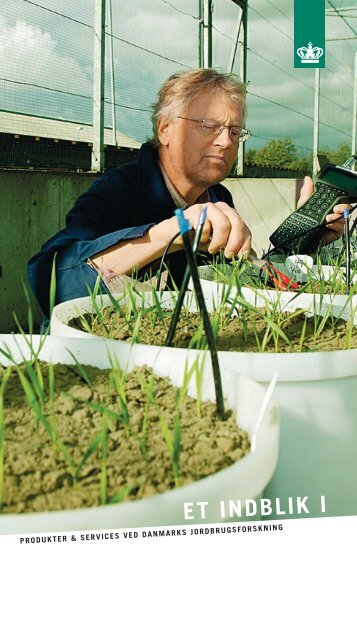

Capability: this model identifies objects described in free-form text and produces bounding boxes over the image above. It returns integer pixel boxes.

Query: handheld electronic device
[269,162,357,254]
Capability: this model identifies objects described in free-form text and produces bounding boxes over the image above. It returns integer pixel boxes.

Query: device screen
[320,168,357,191]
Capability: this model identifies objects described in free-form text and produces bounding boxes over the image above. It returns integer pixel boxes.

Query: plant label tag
[285,255,313,282]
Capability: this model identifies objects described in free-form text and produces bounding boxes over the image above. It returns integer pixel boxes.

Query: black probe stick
[165,207,207,347]
[174,208,225,419]
[344,208,351,293]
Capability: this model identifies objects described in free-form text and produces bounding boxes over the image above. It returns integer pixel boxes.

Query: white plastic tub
[51,291,357,519]
[0,334,279,535]
[51,285,357,341]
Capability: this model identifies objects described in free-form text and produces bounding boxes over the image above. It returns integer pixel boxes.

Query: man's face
[158,90,244,195]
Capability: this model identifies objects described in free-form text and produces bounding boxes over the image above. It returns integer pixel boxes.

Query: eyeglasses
[176,116,251,143]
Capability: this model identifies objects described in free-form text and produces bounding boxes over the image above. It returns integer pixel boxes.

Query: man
[28,68,348,316]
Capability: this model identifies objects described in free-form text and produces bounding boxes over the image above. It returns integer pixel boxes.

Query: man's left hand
[298,175,352,246]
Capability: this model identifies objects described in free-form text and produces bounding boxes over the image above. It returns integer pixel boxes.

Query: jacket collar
[137,142,218,218]
[137,143,176,218]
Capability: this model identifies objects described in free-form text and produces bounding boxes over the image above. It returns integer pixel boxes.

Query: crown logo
[297,42,324,63]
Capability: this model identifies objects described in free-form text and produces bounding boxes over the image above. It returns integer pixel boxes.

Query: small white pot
[197,266,356,320]
[0,334,279,535]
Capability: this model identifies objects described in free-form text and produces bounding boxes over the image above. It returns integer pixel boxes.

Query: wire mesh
[0,0,356,174]
[245,0,357,175]
[0,0,94,131]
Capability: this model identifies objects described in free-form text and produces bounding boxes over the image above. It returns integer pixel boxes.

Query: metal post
[242,0,247,85]
[352,51,357,156]
[236,2,247,176]
[206,0,213,68]
[200,0,213,68]
[228,11,243,73]
[198,0,204,67]
[108,0,117,146]
[228,1,247,80]
[91,0,106,172]
[313,68,320,176]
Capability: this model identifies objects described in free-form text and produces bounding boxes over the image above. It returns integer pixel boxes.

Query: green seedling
[12,254,58,357]
[298,313,308,353]
[65,350,93,389]
[186,320,207,351]
[5,285,81,476]
[345,317,355,349]
[109,485,135,504]
[108,367,130,438]
[151,285,166,327]
[48,362,56,438]
[12,253,58,358]
[73,282,112,336]
[131,310,143,344]
[263,311,292,353]
[126,280,140,323]
[16,362,47,433]
[178,354,206,417]
[100,412,108,505]
[136,370,156,455]
[49,252,58,319]
[313,307,334,344]
[194,354,206,417]
[63,353,130,504]
[15,361,76,479]
[11,279,49,363]
[47,365,77,479]
[86,276,110,336]
[74,429,101,482]
[74,307,93,334]
[105,288,126,318]
[0,367,11,512]
[180,357,198,406]
[63,394,122,492]
[65,393,125,428]
[159,411,181,488]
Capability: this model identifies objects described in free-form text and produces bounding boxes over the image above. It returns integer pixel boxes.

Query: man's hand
[298,176,352,245]
[92,203,251,280]
[163,201,252,259]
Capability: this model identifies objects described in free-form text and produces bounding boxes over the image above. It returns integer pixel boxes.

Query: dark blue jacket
[28,143,234,316]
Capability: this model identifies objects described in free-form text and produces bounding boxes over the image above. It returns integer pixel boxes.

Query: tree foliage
[245,138,350,172]
[318,143,350,166]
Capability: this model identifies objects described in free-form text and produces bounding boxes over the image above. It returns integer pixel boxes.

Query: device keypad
[269,180,350,251]
[300,182,347,219]
[270,211,317,246]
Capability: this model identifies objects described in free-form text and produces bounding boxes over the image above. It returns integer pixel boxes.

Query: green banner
[294,0,325,68]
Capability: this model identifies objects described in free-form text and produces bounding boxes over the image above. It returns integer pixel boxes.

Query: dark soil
[69,307,357,353]
[0,363,249,514]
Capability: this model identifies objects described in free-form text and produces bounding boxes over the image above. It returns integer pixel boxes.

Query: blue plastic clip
[175,208,192,235]
[198,206,208,226]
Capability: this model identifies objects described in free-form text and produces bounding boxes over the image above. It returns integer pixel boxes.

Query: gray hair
[149,68,247,146]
